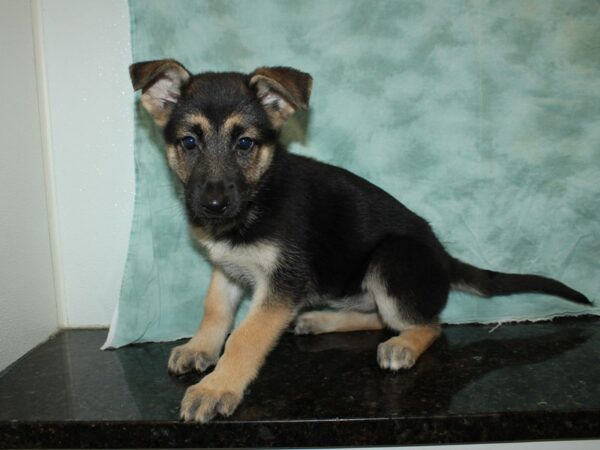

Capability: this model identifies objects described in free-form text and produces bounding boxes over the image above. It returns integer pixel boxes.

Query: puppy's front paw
[377,341,416,371]
[180,376,242,423]
[168,343,218,375]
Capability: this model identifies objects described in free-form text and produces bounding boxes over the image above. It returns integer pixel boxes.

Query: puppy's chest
[202,239,280,287]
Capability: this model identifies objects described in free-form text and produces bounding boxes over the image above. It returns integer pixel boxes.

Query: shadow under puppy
[129,59,591,423]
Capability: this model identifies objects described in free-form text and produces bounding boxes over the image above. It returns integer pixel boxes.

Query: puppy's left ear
[249,67,312,128]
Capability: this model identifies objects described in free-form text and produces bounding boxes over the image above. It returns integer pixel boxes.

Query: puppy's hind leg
[294,310,384,335]
[376,324,441,370]
[364,236,449,371]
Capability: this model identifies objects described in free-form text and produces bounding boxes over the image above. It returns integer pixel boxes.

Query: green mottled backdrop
[104,0,599,348]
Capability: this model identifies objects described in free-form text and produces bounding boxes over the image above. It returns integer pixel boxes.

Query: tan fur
[377,324,441,371]
[251,78,296,127]
[185,113,214,137]
[166,113,215,181]
[249,67,312,128]
[247,144,275,183]
[211,302,295,390]
[393,325,441,357]
[140,93,171,127]
[189,224,214,243]
[131,59,190,127]
[250,67,312,109]
[198,238,281,288]
[294,310,384,335]
[221,113,244,135]
[165,144,190,182]
[180,300,295,422]
[168,269,243,374]
[221,113,276,183]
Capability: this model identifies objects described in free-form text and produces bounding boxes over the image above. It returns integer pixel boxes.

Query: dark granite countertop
[0,316,599,448]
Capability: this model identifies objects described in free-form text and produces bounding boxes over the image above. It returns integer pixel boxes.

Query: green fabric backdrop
[104,0,599,348]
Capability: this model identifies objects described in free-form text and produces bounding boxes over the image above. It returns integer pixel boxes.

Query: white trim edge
[30,0,67,327]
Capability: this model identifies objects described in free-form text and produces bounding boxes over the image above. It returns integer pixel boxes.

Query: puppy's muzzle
[200,179,231,215]
[188,178,239,220]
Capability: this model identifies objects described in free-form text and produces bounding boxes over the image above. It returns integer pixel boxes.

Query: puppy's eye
[237,137,254,151]
[181,136,197,151]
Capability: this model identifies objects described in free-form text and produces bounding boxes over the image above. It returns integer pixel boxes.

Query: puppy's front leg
[168,268,243,374]
[180,296,295,423]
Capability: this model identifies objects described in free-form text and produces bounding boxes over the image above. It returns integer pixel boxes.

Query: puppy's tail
[450,258,592,305]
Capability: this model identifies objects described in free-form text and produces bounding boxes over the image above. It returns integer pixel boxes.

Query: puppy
[129,59,591,423]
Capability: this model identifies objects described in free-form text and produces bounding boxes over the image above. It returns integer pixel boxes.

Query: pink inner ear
[260,91,282,107]
[147,75,181,105]
[258,89,294,115]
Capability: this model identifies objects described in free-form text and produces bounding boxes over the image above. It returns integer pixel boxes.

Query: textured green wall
[105,0,599,347]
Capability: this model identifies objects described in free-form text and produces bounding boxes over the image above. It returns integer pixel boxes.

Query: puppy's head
[130,59,312,229]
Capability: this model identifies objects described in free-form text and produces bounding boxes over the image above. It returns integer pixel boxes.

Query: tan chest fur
[194,234,280,290]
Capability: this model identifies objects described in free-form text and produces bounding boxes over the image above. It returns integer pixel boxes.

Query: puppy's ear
[249,67,312,128]
[129,59,191,127]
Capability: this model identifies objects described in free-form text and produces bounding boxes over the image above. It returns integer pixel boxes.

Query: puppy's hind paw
[377,341,416,371]
[294,311,328,335]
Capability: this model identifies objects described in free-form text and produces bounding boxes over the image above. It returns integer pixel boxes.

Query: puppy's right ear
[129,59,191,127]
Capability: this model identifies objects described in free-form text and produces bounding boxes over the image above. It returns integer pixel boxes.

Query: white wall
[0,0,58,371]
[0,0,134,370]
[39,0,135,327]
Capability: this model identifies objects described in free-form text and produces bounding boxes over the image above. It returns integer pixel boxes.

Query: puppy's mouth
[185,200,245,228]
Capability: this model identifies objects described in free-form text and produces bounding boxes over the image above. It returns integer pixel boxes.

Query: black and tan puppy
[129,59,591,423]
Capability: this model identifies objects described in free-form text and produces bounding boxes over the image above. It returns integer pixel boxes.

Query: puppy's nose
[200,180,229,215]
[202,197,229,214]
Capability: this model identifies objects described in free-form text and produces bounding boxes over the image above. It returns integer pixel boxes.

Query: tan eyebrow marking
[222,113,245,136]
[183,113,214,137]
[222,113,264,142]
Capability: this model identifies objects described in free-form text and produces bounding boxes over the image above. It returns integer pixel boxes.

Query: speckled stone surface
[1,317,599,448]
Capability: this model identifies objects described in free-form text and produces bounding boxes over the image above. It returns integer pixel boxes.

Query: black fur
[217,145,592,318]
[131,60,592,424]
[156,67,591,322]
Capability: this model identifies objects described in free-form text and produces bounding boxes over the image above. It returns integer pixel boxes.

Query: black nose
[202,197,228,214]
[199,180,230,215]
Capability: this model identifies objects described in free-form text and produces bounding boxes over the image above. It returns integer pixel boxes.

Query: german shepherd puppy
[129,59,591,423]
